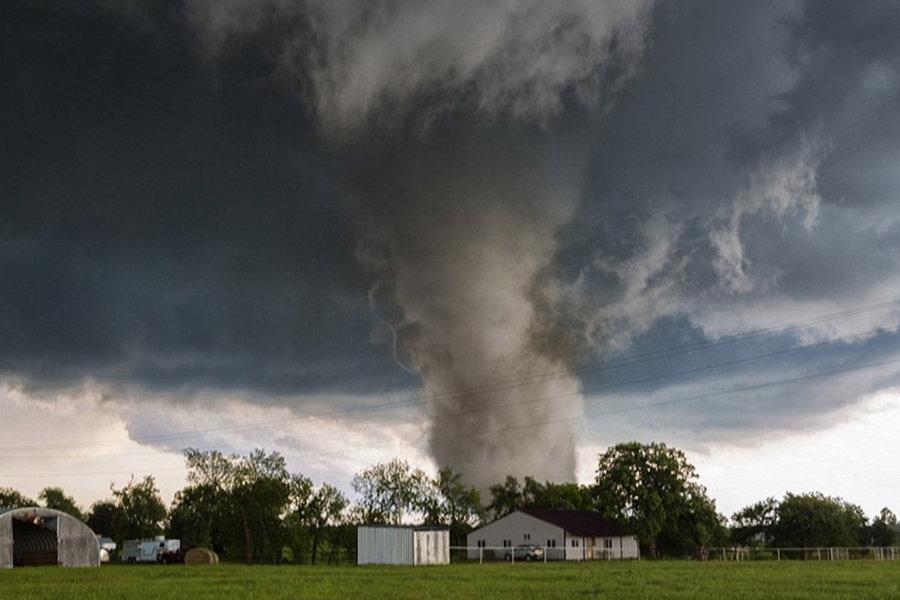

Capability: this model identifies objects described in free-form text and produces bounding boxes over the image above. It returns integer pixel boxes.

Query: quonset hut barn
[0,507,100,568]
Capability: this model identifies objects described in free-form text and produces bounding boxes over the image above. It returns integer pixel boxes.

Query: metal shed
[0,507,100,568]
[357,526,449,565]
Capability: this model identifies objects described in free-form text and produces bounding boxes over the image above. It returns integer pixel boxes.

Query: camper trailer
[122,536,182,563]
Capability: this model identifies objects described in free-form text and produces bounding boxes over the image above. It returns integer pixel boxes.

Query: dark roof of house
[521,509,630,537]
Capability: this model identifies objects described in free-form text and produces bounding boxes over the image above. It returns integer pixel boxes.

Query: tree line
[1,442,895,562]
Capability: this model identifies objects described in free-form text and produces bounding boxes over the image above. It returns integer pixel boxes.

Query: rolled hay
[184,548,219,565]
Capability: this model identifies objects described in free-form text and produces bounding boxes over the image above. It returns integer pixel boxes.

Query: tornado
[190,0,655,486]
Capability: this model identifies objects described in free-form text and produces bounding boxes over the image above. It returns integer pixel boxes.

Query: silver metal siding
[0,514,12,568]
[357,526,414,565]
[58,513,100,567]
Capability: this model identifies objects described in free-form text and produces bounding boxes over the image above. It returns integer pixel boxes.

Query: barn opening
[12,514,58,567]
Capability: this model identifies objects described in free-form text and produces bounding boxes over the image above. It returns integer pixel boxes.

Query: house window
[571,539,579,548]
[476,540,486,548]
[546,539,556,548]
[502,540,512,547]
[604,539,613,549]
[524,533,531,541]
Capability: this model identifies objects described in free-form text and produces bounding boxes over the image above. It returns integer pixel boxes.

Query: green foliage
[421,467,483,545]
[84,477,166,547]
[37,487,84,521]
[176,449,356,565]
[865,506,896,547]
[85,500,121,539]
[287,478,349,564]
[167,484,224,552]
[0,487,35,508]
[731,497,778,547]
[486,476,591,520]
[772,493,867,548]
[110,475,167,540]
[592,441,726,557]
[183,448,293,564]
[486,476,522,519]
[868,519,896,547]
[877,507,897,526]
[522,479,592,512]
[351,458,429,524]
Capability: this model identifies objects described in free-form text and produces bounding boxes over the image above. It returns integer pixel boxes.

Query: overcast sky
[2,0,899,517]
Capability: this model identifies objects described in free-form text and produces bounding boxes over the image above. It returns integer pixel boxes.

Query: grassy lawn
[1,561,898,599]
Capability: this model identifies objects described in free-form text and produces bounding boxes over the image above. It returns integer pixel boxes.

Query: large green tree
[592,442,725,557]
[305,484,348,564]
[85,477,166,545]
[285,474,315,563]
[285,474,347,564]
[868,507,897,547]
[771,493,867,548]
[111,475,167,541]
[167,483,225,552]
[86,500,122,540]
[731,497,778,547]
[351,458,429,524]
[183,448,292,564]
[422,467,483,544]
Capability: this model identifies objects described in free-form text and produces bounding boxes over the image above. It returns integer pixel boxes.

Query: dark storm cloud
[0,1,405,396]
[548,0,900,441]
[2,0,900,467]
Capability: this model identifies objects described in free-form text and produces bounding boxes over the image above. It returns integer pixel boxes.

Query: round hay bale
[184,548,219,565]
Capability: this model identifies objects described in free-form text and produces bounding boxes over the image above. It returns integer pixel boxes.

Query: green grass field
[1,561,898,599]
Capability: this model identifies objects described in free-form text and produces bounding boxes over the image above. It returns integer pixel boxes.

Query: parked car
[505,545,545,562]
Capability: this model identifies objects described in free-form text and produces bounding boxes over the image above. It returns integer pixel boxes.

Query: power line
[3,297,897,454]
[0,322,889,459]
[2,335,899,477]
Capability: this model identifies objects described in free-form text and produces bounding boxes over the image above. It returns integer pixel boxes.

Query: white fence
[449,546,629,563]
[449,546,900,563]
[704,547,900,561]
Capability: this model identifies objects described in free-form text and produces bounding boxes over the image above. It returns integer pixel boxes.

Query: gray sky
[1,0,899,516]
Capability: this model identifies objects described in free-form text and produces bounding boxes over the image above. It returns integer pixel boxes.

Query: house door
[585,538,594,560]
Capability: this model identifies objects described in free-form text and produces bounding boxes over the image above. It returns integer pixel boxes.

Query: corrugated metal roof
[520,509,630,537]
[0,507,48,518]
[357,525,449,531]
[13,519,57,555]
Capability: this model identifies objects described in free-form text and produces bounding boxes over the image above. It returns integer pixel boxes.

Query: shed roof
[521,509,629,537]
[357,525,449,531]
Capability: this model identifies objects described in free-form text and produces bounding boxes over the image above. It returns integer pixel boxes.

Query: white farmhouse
[466,509,639,561]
